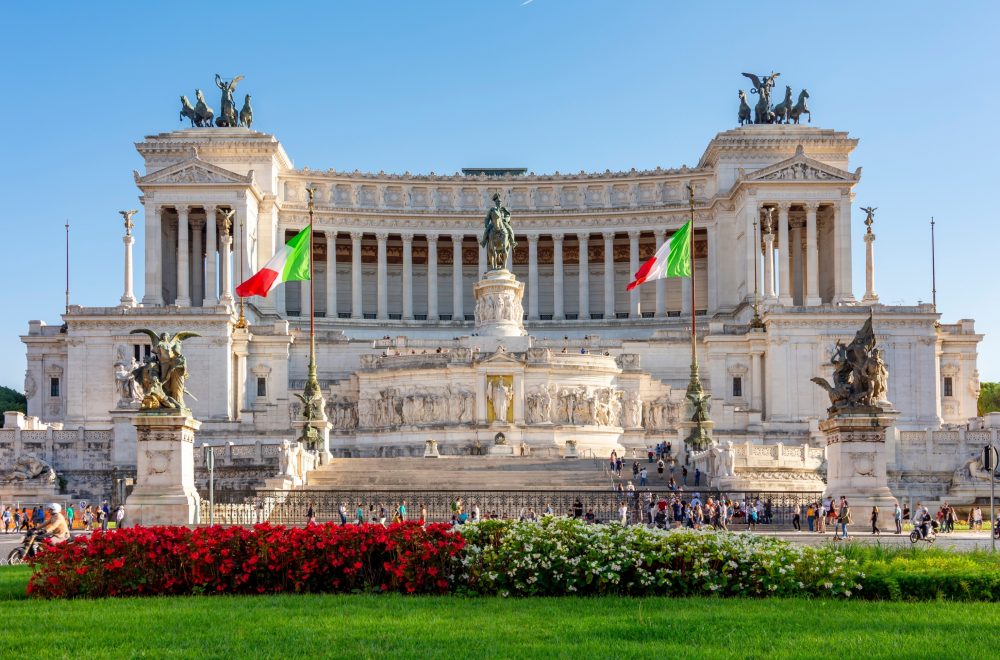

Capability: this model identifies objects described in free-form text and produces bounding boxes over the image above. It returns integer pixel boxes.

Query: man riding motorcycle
[913,504,932,539]
[39,503,71,543]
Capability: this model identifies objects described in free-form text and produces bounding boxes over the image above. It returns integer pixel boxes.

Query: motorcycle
[6,529,48,565]
[909,519,938,544]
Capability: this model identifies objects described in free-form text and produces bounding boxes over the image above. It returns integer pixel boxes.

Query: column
[376,232,388,320]
[751,351,763,412]
[191,218,203,306]
[220,219,233,304]
[863,230,879,303]
[653,229,666,317]
[176,206,191,306]
[805,202,820,306]
[790,223,803,305]
[577,232,590,320]
[326,230,337,318]
[706,223,718,314]
[745,204,757,303]
[426,234,439,320]
[351,231,363,319]
[527,234,539,320]
[603,231,615,319]
[835,197,855,303]
[478,242,486,278]
[450,233,464,320]
[205,205,218,305]
[401,233,413,320]
[121,231,136,307]
[552,234,564,320]
[763,216,776,303]
[142,205,163,305]
[628,231,640,318]
[777,203,792,306]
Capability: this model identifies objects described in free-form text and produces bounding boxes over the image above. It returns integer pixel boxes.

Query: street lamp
[202,444,216,526]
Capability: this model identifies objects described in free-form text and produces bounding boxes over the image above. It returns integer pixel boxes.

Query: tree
[0,385,26,426]
[978,382,1000,417]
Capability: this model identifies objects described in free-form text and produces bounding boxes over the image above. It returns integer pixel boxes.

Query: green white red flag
[235,226,311,298]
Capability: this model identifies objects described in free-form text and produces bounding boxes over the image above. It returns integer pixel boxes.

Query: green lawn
[2,566,999,659]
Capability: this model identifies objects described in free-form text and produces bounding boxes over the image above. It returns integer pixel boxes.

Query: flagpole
[688,186,696,363]
[64,220,70,314]
[235,212,248,329]
[684,184,711,451]
[298,185,321,452]
[930,216,937,313]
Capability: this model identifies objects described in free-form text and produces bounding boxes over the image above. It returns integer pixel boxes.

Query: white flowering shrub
[459,518,862,598]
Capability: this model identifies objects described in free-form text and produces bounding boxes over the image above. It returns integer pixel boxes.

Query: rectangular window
[257,377,267,398]
[49,377,60,397]
[943,377,953,398]
[732,376,743,398]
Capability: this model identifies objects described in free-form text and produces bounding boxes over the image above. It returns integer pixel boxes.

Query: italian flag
[626,221,691,291]
[235,226,311,298]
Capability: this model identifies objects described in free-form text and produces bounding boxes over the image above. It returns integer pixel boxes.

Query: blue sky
[0,2,998,390]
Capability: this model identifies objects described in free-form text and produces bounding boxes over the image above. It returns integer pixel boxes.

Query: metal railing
[197,488,822,527]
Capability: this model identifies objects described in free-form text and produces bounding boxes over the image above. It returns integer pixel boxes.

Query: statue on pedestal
[480,193,516,271]
[129,329,200,411]
[811,311,889,415]
[215,74,244,127]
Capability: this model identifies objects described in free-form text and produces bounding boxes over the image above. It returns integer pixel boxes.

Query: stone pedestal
[126,413,201,526]
[820,410,898,529]
[488,444,515,456]
[424,439,441,458]
[562,440,579,459]
[474,269,526,337]
[110,409,138,466]
[293,418,333,465]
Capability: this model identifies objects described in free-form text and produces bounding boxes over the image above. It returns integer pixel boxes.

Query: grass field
[3,566,1000,659]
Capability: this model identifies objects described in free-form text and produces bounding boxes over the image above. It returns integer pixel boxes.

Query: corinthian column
[401,233,413,320]
[191,218,203,306]
[863,230,879,303]
[121,224,136,307]
[777,203,792,306]
[326,230,337,318]
[527,233,539,320]
[176,206,191,306]
[603,231,615,319]
[451,233,464,320]
[220,218,233,305]
[204,205,218,305]
[376,232,388,320]
[628,230,640,318]
[351,231,363,319]
[763,213,776,303]
[552,234,564,320]
[653,229,666,317]
[426,233,439,320]
[805,202,820,306]
[142,205,163,306]
[577,232,589,320]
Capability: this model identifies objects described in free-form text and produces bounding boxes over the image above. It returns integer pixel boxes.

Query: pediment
[134,157,253,186]
[478,350,526,365]
[744,146,860,183]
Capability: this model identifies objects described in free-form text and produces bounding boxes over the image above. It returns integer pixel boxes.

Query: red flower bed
[26,522,465,599]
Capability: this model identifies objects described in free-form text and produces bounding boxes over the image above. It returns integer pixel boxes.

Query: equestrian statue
[480,193,516,272]
[736,72,812,125]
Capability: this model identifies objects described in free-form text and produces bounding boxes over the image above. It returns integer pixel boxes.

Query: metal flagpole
[684,184,711,451]
[930,217,937,313]
[297,185,322,451]
[65,221,70,314]
[235,212,248,329]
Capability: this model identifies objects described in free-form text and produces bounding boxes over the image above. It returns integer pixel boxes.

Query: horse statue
[789,89,811,124]
[179,95,199,127]
[193,89,214,127]
[239,94,253,129]
[480,193,516,272]
[215,74,244,127]
[737,90,752,126]
[772,85,794,124]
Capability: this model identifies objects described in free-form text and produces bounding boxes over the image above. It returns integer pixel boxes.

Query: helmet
[46,503,62,514]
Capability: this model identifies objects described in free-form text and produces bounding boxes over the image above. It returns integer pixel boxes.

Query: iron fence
[198,488,822,527]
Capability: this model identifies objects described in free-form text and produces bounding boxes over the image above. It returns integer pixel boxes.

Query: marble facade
[16,123,984,503]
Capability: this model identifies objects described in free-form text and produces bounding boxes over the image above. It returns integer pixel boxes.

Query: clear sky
[0,2,997,391]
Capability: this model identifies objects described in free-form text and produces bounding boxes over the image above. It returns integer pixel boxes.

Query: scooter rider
[914,503,931,539]
[40,503,71,543]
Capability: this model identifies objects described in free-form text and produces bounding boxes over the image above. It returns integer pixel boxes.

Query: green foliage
[979,381,1000,416]
[0,385,26,426]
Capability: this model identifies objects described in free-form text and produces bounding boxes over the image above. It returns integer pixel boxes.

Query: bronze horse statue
[480,194,516,271]
[738,90,752,126]
[772,85,794,124]
[789,89,811,124]
[193,89,214,127]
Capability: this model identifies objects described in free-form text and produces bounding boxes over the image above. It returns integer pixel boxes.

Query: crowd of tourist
[1,501,125,535]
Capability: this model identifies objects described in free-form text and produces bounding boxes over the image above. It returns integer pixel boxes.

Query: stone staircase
[301,456,615,490]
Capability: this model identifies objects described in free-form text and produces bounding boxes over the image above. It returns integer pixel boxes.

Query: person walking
[101,502,110,531]
[682,466,689,486]
[893,502,903,535]
[419,503,428,525]
[694,467,701,487]
[792,505,801,532]
[639,468,648,487]
[870,506,880,536]
[837,497,851,540]
[338,502,348,525]
[66,504,75,531]
[114,505,126,530]
[657,458,665,479]
[816,502,826,534]
[972,506,983,532]
[618,502,628,525]
[355,502,364,524]
[1,506,11,533]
